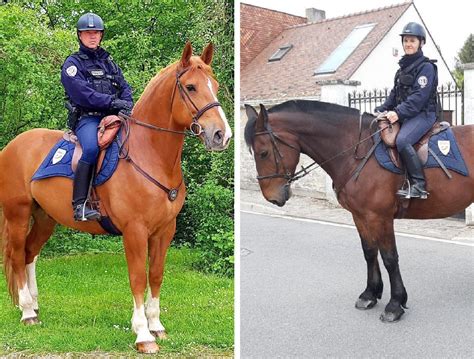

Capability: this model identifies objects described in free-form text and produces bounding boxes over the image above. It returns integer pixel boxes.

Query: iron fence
[348,83,463,125]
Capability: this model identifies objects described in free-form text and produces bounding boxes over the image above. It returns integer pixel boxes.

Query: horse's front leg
[353,216,383,310]
[372,218,408,322]
[123,224,158,354]
[146,220,176,340]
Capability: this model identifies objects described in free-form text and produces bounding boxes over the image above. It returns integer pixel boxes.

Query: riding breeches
[396,112,436,151]
[75,115,101,165]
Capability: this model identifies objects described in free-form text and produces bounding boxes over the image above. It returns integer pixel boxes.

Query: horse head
[173,42,232,151]
[245,104,301,207]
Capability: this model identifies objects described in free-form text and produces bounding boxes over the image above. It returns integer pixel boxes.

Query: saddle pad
[374,127,469,176]
[31,137,120,185]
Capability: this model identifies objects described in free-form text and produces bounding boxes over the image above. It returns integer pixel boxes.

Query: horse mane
[244,100,361,150]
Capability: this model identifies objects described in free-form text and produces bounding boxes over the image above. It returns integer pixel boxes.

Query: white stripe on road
[241,210,474,247]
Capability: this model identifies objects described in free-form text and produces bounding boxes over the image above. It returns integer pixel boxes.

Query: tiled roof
[241,2,412,102]
[240,3,306,70]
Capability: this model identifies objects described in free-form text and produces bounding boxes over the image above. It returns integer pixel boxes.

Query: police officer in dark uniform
[375,22,438,199]
[61,12,133,221]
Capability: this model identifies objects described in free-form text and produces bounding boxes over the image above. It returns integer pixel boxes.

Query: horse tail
[0,149,19,304]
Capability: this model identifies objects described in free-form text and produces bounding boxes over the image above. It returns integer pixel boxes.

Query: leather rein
[255,114,390,191]
[117,66,221,201]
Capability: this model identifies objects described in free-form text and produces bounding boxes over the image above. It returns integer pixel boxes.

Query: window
[315,23,376,74]
[268,44,293,62]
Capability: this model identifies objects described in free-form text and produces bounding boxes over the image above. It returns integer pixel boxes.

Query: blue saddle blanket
[31,137,120,185]
[374,127,469,176]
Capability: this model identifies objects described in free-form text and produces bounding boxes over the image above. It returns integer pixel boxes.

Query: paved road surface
[240,212,474,358]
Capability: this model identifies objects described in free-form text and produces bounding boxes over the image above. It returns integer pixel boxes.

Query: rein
[116,66,222,201]
[255,114,391,186]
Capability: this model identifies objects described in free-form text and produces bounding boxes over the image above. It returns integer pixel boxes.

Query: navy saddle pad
[374,127,469,176]
[32,137,120,185]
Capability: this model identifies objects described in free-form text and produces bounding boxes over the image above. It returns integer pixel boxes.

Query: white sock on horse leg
[18,284,37,321]
[131,298,155,344]
[145,295,166,332]
[26,256,39,311]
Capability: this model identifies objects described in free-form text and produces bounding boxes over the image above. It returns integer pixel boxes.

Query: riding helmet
[76,12,104,32]
[400,22,426,44]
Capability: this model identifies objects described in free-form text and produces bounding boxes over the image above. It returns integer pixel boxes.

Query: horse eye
[186,84,196,92]
[259,150,268,159]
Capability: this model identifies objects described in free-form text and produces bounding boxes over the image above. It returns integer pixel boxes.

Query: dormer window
[268,44,293,62]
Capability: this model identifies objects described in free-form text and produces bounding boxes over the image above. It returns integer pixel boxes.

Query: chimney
[306,8,326,23]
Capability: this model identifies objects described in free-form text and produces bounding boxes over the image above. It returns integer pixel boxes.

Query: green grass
[0,249,233,357]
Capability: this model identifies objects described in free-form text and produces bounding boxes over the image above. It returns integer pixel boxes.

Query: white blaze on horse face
[18,284,37,321]
[131,298,156,344]
[145,296,166,332]
[26,256,39,310]
[207,77,232,143]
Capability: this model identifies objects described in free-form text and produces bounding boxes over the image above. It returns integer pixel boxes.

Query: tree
[453,34,474,88]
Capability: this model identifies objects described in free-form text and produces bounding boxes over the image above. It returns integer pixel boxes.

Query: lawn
[0,248,234,357]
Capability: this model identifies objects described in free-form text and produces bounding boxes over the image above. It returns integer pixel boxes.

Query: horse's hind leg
[146,221,176,340]
[2,200,37,323]
[353,216,383,310]
[24,206,56,318]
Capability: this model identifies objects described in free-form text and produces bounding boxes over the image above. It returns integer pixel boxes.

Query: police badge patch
[418,75,428,88]
[66,65,77,77]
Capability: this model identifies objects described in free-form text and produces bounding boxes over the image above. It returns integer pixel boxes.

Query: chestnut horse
[244,100,473,323]
[0,42,232,353]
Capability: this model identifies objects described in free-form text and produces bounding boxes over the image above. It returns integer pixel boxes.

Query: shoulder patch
[418,75,428,88]
[66,65,77,77]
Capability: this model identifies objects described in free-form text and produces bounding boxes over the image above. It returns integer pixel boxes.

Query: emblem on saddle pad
[438,140,450,156]
[51,148,67,164]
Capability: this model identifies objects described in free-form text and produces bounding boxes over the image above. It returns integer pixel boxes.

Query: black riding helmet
[76,12,104,45]
[400,22,426,45]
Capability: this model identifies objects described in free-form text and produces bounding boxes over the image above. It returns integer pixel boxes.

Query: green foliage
[0,1,234,276]
[0,251,233,355]
[453,34,474,88]
[181,182,234,277]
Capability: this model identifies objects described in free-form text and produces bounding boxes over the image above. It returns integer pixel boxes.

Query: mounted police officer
[375,22,438,199]
[61,12,133,221]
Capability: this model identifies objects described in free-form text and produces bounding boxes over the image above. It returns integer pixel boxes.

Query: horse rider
[375,22,438,199]
[61,12,133,221]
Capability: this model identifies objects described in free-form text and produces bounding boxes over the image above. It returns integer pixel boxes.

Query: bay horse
[0,42,232,354]
[244,100,473,323]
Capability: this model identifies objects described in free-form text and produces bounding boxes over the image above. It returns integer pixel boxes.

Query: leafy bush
[183,181,234,276]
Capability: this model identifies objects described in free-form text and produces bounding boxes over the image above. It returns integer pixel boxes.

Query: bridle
[254,114,390,188]
[118,66,222,201]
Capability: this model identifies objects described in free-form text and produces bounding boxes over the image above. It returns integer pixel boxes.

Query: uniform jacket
[61,43,133,113]
[375,50,438,121]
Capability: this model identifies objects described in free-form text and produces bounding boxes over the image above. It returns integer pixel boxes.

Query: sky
[241,0,473,69]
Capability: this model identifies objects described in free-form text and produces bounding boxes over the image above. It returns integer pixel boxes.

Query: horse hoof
[355,297,377,310]
[22,317,41,326]
[379,310,404,323]
[151,330,168,340]
[136,341,159,354]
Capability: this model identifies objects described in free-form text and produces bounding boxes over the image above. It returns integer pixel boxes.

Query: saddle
[63,115,123,172]
[377,117,450,168]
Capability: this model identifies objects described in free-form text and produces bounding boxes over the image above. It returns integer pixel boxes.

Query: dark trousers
[396,112,436,151]
[75,115,101,165]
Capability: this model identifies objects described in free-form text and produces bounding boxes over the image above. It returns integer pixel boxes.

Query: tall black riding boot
[72,160,101,221]
[396,145,429,199]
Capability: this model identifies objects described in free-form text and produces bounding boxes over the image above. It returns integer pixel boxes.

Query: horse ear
[245,104,258,122]
[256,103,268,131]
[180,41,193,68]
[201,43,214,65]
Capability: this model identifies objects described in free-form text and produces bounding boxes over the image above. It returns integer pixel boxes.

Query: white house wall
[350,4,454,92]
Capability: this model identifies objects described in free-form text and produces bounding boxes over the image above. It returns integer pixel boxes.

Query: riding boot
[396,145,429,199]
[72,160,101,221]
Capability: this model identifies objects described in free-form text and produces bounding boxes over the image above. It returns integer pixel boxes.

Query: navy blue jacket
[375,50,437,121]
[61,43,133,113]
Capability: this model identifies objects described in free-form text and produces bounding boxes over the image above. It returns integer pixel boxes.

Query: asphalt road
[240,212,474,359]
